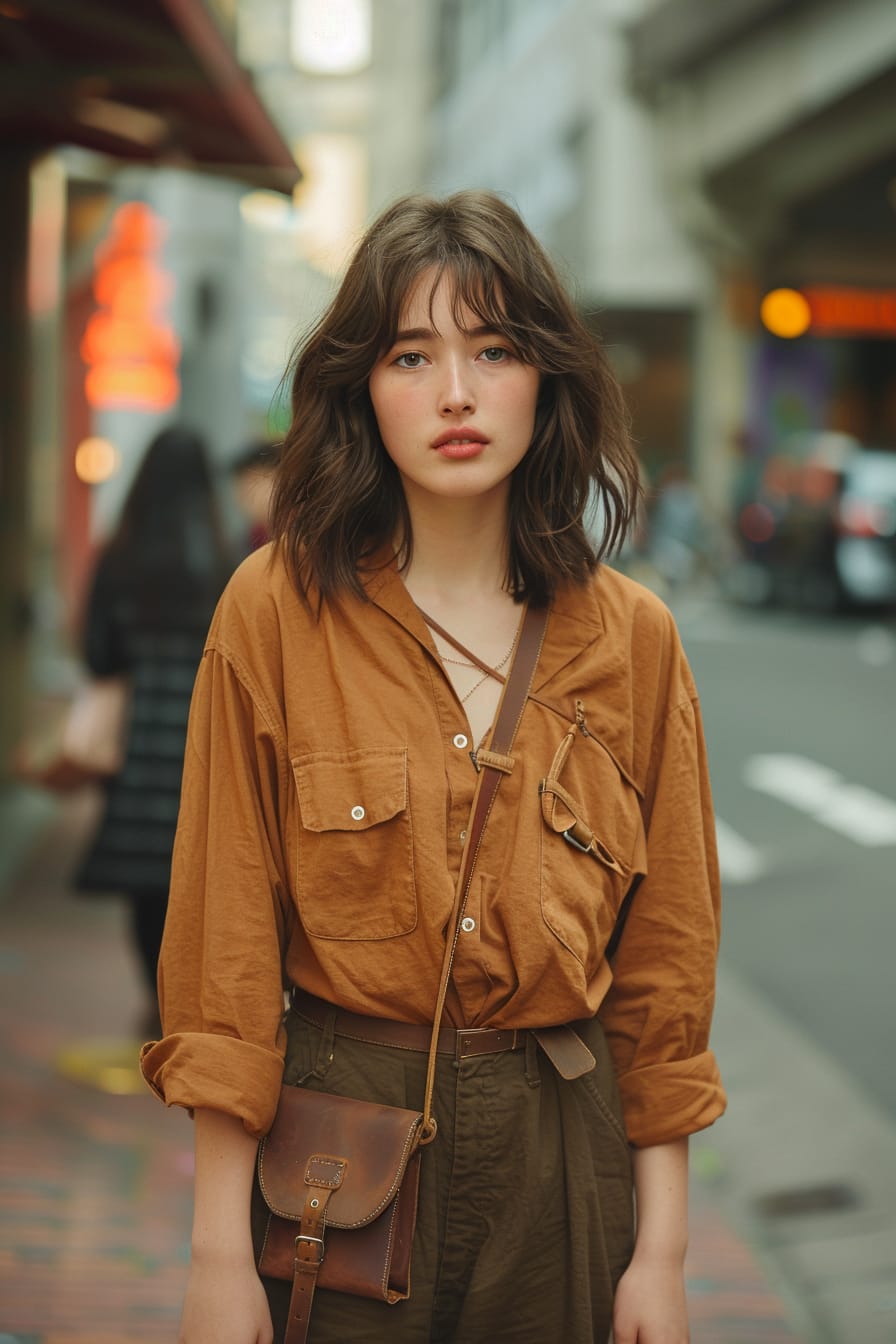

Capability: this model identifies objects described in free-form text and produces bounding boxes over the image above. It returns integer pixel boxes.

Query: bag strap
[418,602,550,1141]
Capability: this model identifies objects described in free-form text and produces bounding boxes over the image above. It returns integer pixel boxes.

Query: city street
[673,588,896,1342]
[677,594,895,1120]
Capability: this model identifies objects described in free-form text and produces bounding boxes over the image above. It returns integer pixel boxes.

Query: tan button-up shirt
[141,545,725,1147]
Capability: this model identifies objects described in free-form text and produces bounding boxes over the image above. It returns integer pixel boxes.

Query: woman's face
[368,268,540,512]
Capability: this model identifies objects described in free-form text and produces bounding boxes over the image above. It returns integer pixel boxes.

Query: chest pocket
[539,711,643,969]
[292,748,417,941]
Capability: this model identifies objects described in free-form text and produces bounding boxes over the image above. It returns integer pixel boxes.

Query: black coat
[75,548,224,898]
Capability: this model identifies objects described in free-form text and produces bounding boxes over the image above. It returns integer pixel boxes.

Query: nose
[439,355,475,416]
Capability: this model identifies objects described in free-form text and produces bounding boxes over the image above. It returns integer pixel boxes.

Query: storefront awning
[0,0,300,192]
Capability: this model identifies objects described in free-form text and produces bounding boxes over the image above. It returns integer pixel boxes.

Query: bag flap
[258,1086,423,1230]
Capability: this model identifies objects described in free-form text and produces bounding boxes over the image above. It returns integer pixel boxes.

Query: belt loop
[309,1009,336,1081]
[524,1031,540,1089]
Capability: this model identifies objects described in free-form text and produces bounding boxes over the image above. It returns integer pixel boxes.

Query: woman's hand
[178,1252,274,1344]
[612,1249,690,1343]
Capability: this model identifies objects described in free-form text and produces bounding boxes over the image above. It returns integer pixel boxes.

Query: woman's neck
[399,490,511,611]
[398,490,522,748]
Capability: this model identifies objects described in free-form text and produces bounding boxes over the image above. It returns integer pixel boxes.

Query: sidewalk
[0,793,808,1343]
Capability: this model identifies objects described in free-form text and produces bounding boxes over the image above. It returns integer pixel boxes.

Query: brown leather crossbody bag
[254,604,550,1344]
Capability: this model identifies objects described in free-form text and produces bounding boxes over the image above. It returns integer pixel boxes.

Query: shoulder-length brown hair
[271,189,640,607]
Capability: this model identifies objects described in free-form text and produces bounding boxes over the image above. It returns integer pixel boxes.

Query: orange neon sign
[82,202,180,412]
[761,285,896,338]
[805,287,896,335]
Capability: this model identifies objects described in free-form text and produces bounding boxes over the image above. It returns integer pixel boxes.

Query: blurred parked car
[728,433,896,611]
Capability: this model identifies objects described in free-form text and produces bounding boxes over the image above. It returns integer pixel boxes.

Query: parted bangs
[319,191,585,379]
[380,257,546,369]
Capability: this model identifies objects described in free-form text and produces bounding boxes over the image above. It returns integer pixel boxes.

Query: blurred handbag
[15,675,129,793]
[254,604,549,1344]
[61,676,129,777]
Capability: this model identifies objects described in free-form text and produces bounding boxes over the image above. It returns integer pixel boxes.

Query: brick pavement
[0,794,808,1343]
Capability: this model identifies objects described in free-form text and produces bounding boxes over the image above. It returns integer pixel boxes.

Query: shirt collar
[362,553,640,784]
[361,547,438,653]
[533,572,604,693]
[362,548,605,688]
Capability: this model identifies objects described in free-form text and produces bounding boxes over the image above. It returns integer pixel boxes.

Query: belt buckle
[455,1027,516,1062]
[295,1234,325,1265]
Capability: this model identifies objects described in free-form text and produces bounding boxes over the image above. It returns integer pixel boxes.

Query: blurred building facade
[629,0,896,513]
[429,0,896,535]
[230,0,436,428]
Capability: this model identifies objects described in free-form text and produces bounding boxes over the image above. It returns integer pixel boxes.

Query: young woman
[30,426,230,1034]
[142,191,725,1344]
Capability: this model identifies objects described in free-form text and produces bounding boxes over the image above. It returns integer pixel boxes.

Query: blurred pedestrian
[74,425,230,1036]
[647,462,706,590]
[142,192,724,1344]
[229,437,281,555]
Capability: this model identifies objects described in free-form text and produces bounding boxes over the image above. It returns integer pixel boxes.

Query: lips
[431,427,490,457]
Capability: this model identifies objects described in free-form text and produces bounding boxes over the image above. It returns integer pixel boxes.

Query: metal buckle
[562,827,592,855]
[455,1028,517,1062]
[295,1234,325,1265]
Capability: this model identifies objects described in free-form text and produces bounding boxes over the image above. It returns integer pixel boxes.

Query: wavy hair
[271,190,640,607]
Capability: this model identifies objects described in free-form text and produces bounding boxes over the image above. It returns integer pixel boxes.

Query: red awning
[0,0,299,192]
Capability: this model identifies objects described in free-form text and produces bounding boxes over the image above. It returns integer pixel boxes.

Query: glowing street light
[760,288,811,339]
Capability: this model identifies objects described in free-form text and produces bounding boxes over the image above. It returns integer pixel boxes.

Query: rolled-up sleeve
[139,637,292,1138]
[599,689,726,1148]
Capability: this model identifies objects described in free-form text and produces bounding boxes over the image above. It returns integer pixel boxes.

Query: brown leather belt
[291,989,528,1063]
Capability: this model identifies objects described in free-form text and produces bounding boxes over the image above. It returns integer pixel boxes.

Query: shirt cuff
[617,1049,726,1147]
[140,1032,285,1139]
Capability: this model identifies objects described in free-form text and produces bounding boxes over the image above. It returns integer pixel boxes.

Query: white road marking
[744,753,896,846]
[714,817,766,884]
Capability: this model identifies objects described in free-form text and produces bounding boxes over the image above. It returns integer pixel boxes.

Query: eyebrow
[392,323,503,344]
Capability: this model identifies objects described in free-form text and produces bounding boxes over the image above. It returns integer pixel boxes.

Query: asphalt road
[671,590,896,1122]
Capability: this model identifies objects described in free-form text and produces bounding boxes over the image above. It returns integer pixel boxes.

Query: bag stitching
[257,1114,422,1228]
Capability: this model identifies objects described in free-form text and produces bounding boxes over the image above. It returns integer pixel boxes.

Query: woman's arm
[612,1137,690,1343]
[178,1108,273,1344]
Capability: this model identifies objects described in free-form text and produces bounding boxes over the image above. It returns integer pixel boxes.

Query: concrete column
[691,266,755,524]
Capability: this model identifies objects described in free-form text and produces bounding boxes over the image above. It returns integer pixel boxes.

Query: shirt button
[351,805,365,821]
[453,733,469,750]
[459,829,467,841]
[461,916,476,933]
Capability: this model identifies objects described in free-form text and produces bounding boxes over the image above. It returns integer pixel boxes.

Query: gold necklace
[457,638,515,703]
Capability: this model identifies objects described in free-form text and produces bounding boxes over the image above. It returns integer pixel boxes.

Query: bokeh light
[74,436,121,485]
[760,288,811,338]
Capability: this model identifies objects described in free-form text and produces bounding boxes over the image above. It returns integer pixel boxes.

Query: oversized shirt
[141,544,726,1148]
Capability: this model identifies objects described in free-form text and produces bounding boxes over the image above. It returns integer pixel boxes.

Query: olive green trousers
[251,1008,634,1344]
